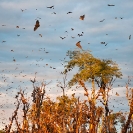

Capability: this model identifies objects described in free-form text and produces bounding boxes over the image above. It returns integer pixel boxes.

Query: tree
[64,50,122,132]
[122,77,133,133]
[64,50,122,88]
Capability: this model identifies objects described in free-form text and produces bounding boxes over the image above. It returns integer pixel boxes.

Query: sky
[0,0,133,131]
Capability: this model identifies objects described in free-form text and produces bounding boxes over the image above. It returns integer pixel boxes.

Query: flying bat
[76,41,82,49]
[116,92,119,96]
[129,35,131,40]
[39,34,42,37]
[34,20,40,31]
[67,12,72,14]
[60,36,66,39]
[21,9,26,12]
[47,5,54,9]
[71,28,74,30]
[79,15,85,20]
[77,34,83,37]
[99,19,105,22]
[52,12,56,14]
[101,42,105,44]
[108,4,115,6]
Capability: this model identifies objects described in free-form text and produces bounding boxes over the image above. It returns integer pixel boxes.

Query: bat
[71,28,74,30]
[78,34,83,37]
[79,15,85,20]
[34,20,40,31]
[39,34,42,37]
[101,42,105,44]
[108,4,115,6]
[99,19,105,22]
[129,35,131,40]
[76,41,82,49]
[47,6,54,9]
[116,92,119,96]
[60,37,66,39]
[67,12,72,14]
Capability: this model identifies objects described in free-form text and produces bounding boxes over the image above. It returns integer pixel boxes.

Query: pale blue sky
[0,0,133,130]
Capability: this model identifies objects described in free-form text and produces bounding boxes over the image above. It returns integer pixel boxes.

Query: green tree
[64,50,122,132]
[64,50,122,89]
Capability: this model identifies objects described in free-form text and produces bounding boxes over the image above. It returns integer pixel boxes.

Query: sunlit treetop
[64,50,122,86]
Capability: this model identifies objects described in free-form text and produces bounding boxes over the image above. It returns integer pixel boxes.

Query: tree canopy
[64,50,122,87]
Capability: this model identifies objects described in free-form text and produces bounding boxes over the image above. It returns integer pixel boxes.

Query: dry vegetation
[0,50,132,133]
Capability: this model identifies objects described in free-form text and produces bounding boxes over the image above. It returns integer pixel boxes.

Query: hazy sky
[0,0,133,130]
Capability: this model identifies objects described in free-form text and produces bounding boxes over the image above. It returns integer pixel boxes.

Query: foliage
[64,50,122,87]
[2,50,133,133]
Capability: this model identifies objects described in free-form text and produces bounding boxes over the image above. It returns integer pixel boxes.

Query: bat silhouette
[99,19,105,22]
[67,12,72,14]
[129,35,131,40]
[39,34,42,37]
[52,12,56,14]
[78,34,83,37]
[108,4,115,6]
[60,36,66,39]
[47,6,54,8]
[76,41,82,49]
[101,42,105,44]
[79,15,85,20]
[71,28,74,30]
[34,20,40,31]
[116,92,119,96]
